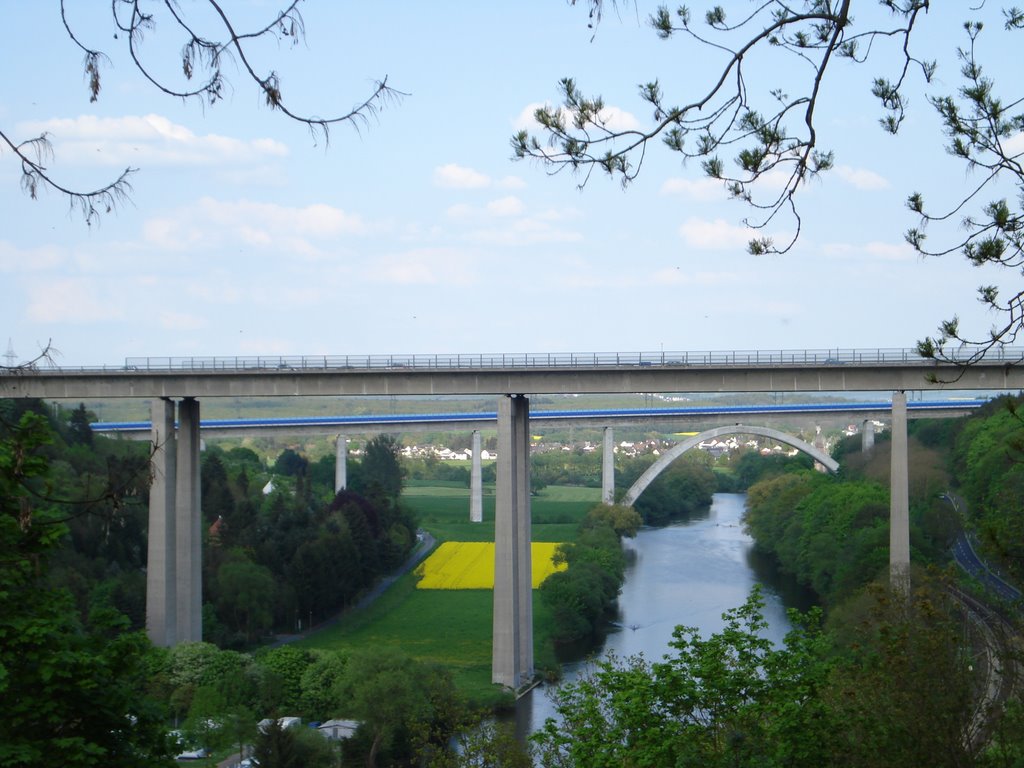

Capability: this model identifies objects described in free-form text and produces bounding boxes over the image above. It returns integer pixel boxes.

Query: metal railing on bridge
[119,346,1024,372]
[7,347,1024,374]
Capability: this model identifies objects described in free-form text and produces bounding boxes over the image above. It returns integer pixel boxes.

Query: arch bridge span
[620,424,839,507]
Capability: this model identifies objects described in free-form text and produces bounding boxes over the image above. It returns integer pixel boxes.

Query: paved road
[942,493,1022,603]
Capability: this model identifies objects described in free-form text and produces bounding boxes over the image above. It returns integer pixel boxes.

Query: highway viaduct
[2,348,1020,690]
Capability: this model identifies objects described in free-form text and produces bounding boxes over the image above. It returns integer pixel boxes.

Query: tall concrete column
[470,430,483,523]
[175,397,203,642]
[602,426,615,504]
[335,434,348,492]
[862,419,875,452]
[890,391,910,593]
[146,398,177,647]
[492,395,533,689]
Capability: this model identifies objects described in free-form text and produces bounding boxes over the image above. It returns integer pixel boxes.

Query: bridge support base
[492,395,533,689]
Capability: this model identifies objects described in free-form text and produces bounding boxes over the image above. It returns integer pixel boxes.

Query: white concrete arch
[620,425,839,507]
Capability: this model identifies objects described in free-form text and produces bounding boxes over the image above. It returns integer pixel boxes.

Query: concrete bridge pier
[890,391,910,593]
[470,430,483,523]
[145,397,203,646]
[146,398,177,647]
[602,426,615,504]
[335,434,348,492]
[862,419,875,452]
[492,395,533,689]
[175,397,203,642]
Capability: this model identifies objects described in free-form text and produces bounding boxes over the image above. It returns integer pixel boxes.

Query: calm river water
[514,492,814,737]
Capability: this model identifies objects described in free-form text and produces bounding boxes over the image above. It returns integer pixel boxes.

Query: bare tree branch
[523,2,1024,365]
[2,1,406,224]
[909,20,1024,364]
[0,128,136,227]
[514,2,930,255]
[0,340,58,374]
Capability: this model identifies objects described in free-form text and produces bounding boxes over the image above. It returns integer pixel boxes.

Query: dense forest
[20,396,419,649]
[735,397,1024,627]
[0,398,482,767]
[198,433,417,648]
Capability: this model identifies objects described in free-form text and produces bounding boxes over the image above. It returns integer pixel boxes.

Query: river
[514,492,814,737]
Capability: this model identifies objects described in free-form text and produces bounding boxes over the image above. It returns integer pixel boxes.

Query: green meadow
[296,482,600,706]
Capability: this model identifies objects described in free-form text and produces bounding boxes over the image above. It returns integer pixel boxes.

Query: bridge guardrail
[4,347,1024,374]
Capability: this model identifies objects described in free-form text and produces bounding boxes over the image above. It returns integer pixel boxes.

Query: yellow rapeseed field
[415,541,566,589]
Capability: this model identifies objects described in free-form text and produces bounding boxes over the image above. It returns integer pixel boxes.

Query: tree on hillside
[273,447,309,478]
[353,434,406,508]
[515,2,1024,360]
[3,1,404,224]
[0,410,176,766]
[533,589,837,768]
[333,649,462,768]
[252,717,336,768]
[67,402,95,446]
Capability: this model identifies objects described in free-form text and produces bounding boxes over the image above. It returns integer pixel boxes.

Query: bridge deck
[3,348,1022,398]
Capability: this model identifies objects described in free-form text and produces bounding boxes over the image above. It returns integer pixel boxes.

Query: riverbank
[514,492,800,734]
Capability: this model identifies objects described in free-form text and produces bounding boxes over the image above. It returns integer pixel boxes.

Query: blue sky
[2,2,1021,366]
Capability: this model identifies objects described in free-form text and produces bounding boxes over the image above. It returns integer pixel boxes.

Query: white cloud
[754,168,795,193]
[497,176,527,190]
[237,337,296,356]
[513,102,640,133]
[649,267,738,286]
[0,242,65,272]
[17,114,289,168]
[185,279,242,304]
[159,311,206,331]
[513,103,547,131]
[534,206,584,223]
[550,265,739,291]
[834,164,889,191]
[362,247,479,286]
[678,217,762,250]
[433,164,491,189]
[368,260,438,284]
[26,278,124,323]
[822,240,915,262]
[463,216,584,246]
[1004,132,1024,156]
[446,203,474,219]
[661,177,726,202]
[594,106,641,132]
[487,196,525,217]
[143,197,367,256]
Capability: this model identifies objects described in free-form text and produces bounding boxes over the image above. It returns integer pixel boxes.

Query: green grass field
[409,482,599,543]
[295,483,599,705]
